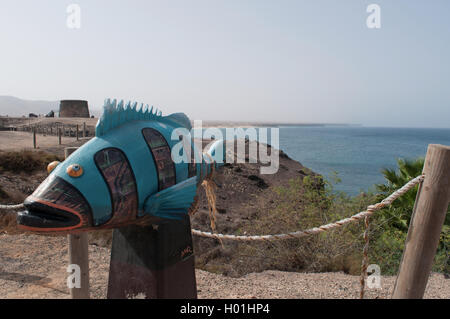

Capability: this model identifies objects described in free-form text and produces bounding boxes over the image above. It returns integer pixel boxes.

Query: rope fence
[0,175,425,241]
[191,174,425,242]
[0,203,24,210]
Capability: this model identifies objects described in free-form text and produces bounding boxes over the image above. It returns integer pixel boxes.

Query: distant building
[45,110,55,118]
[59,100,90,118]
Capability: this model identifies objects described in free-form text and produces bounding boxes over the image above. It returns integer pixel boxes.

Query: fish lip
[17,199,81,230]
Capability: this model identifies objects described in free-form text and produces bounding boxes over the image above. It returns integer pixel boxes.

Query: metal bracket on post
[107,215,197,299]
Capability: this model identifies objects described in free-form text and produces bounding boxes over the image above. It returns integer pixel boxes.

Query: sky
[0,0,449,128]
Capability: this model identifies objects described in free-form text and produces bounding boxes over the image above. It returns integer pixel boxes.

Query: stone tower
[59,100,90,118]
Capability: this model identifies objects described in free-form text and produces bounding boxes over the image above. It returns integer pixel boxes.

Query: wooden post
[32,127,36,149]
[65,147,90,299]
[107,216,197,299]
[83,122,86,138]
[58,127,62,145]
[76,125,79,141]
[392,144,450,299]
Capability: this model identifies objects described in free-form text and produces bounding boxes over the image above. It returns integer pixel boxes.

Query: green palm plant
[375,157,425,231]
[376,157,449,275]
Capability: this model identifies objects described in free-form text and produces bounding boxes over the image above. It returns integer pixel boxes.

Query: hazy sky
[1,1,449,127]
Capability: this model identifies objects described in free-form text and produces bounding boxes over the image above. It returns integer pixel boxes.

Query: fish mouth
[16,176,92,233]
[17,199,82,230]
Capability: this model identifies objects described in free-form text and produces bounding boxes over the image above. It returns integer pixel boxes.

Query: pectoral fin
[143,177,197,220]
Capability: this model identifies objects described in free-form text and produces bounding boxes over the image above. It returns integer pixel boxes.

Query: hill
[0,96,59,117]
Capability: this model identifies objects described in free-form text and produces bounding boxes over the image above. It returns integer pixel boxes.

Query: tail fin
[143,176,197,219]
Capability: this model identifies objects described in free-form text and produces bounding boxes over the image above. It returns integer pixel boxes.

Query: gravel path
[0,233,448,299]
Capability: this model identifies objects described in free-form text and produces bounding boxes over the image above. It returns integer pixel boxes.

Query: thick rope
[0,203,24,210]
[191,174,425,242]
[200,152,224,247]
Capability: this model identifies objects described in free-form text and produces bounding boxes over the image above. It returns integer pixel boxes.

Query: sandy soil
[0,131,80,152]
[0,233,448,299]
[0,117,98,128]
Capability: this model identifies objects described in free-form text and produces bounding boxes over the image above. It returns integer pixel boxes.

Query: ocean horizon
[197,125,449,195]
[278,126,450,195]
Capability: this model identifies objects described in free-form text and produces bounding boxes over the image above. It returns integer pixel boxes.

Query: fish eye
[47,161,60,174]
[67,164,84,178]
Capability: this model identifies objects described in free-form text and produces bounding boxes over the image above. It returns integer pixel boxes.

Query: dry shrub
[197,175,377,277]
[0,150,62,173]
[0,213,21,234]
[0,185,9,200]
[0,185,27,233]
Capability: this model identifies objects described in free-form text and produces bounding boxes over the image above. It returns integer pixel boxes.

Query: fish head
[17,138,141,233]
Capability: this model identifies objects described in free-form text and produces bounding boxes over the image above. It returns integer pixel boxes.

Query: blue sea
[278,126,450,195]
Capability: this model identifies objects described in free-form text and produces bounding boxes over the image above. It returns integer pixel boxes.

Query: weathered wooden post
[107,215,197,299]
[76,125,79,141]
[65,147,90,299]
[32,127,36,149]
[58,127,62,145]
[83,122,86,138]
[392,144,450,299]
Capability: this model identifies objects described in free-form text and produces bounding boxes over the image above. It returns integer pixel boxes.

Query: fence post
[58,127,62,145]
[65,147,90,299]
[107,216,197,299]
[392,144,450,299]
[83,122,86,138]
[32,127,36,149]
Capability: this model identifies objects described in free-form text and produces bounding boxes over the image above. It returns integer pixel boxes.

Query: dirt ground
[0,233,448,299]
[0,131,85,154]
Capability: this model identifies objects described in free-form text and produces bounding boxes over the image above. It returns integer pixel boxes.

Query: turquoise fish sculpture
[17,99,223,233]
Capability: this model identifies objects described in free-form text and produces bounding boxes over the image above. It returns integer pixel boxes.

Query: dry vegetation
[0,150,61,173]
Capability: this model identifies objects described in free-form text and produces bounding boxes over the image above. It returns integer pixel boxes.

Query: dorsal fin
[95,98,162,137]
